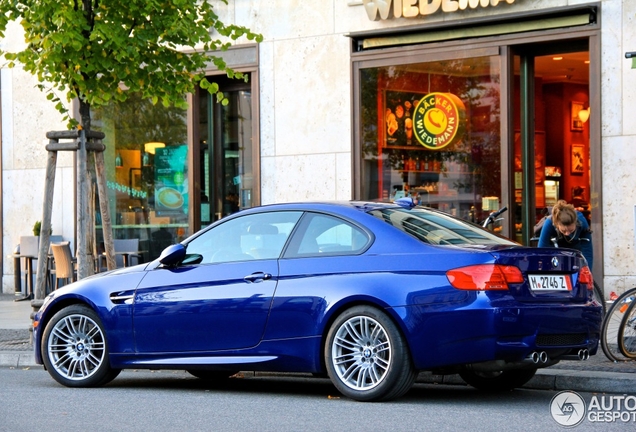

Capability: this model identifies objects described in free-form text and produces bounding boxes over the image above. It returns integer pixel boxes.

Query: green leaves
[0,0,262,129]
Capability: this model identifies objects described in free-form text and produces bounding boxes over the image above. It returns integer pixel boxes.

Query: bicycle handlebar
[482,206,508,228]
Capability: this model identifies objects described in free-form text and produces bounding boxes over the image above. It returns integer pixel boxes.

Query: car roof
[237,200,413,213]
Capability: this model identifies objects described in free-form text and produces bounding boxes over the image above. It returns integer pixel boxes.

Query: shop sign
[412,92,465,150]
[362,0,516,21]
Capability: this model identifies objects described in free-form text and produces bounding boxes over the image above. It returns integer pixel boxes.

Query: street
[0,367,632,431]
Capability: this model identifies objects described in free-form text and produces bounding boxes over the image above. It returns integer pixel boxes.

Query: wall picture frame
[571,101,584,131]
[571,144,585,174]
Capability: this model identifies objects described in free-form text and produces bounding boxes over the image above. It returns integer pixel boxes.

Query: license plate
[528,274,572,291]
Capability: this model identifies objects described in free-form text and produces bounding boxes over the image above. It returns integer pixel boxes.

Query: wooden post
[94,150,116,270]
[34,148,58,300]
[36,130,114,292]
[76,130,90,279]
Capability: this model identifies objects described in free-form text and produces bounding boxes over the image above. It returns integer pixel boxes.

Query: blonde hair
[551,200,577,227]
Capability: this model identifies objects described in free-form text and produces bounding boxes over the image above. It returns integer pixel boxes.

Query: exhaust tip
[578,349,589,361]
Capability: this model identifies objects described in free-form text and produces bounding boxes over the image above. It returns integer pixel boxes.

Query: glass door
[512,42,590,245]
[198,76,255,226]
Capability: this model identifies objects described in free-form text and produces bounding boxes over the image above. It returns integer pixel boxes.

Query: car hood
[82,262,151,280]
[37,264,150,317]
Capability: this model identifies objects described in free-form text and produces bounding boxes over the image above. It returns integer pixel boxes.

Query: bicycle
[600,287,636,361]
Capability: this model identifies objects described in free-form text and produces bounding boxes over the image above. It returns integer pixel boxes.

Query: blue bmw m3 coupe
[33,200,602,401]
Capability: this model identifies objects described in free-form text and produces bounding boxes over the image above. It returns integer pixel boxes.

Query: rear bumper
[395,300,602,370]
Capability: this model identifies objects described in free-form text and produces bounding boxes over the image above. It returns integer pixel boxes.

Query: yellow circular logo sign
[413,93,465,150]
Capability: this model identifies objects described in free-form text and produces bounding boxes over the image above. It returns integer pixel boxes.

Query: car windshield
[368,207,517,246]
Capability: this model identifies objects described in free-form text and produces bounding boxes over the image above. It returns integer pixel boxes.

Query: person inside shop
[537,199,593,269]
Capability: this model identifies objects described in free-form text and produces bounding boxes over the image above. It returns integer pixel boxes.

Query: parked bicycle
[601,287,636,361]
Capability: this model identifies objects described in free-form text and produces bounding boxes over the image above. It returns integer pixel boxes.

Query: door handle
[244,272,272,283]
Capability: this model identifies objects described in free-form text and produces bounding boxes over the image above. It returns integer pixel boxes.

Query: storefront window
[93,93,189,261]
[360,56,501,225]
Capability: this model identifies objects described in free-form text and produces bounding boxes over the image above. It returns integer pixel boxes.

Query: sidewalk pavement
[1,293,635,393]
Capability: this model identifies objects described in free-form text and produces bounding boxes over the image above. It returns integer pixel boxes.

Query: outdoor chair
[50,242,77,289]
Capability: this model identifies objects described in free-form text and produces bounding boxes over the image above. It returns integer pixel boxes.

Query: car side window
[185,211,302,263]
[284,213,370,258]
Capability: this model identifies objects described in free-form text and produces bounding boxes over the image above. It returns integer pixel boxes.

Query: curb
[415,369,636,394]
[0,351,38,368]
[530,368,636,394]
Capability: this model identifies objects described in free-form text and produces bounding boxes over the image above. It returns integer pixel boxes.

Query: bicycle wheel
[600,287,636,362]
[593,281,606,318]
[618,298,636,358]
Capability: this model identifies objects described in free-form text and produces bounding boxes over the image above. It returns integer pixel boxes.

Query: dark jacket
[537,211,593,269]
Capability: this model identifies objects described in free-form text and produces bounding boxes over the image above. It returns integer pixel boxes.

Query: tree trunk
[77,99,116,276]
[95,150,116,270]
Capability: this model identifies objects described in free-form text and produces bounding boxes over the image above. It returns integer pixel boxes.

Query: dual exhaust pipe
[527,348,590,364]
[527,351,550,364]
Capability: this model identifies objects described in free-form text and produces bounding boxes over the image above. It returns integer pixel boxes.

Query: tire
[459,368,537,392]
[187,370,239,380]
[593,281,606,318]
[600,287,636,362]
[324,306,417,402]
[41,304,120,387]
[618,299,636,358]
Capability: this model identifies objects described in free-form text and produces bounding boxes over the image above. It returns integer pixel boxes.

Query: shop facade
[2,0,636,297]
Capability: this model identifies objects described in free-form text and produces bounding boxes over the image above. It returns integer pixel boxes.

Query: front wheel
[593,281,606,318]
[325,306,417,402]
[618,299,636,358]
[600,287,636,361]
[459,368,537,392]
[42,304,120,387]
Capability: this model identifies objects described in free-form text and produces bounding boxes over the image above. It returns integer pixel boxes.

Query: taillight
[446,264,524,291]
[579,266,594,290]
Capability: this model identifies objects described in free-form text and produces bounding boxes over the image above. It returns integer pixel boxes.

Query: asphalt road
[1,367,633,431]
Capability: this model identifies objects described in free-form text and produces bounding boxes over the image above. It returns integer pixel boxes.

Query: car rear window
[368,207,517,246]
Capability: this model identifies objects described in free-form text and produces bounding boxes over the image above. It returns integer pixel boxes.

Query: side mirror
[158,244,186,266]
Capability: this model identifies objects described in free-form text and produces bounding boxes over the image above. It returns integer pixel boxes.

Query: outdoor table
[102,250,147,268]
[13,254,36,302]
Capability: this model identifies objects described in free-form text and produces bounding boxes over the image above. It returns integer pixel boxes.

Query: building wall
[2,0,636,296]
[1,23,75,293]
[602,0,636,294]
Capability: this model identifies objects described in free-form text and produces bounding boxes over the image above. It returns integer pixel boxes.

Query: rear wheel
[42,304,120,387]
[325,306,417,402]
[618,299,636,358]
[600,287,636,361]
[459,368,537,392]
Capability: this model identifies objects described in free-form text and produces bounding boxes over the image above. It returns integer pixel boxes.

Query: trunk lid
[489,246,590,303]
